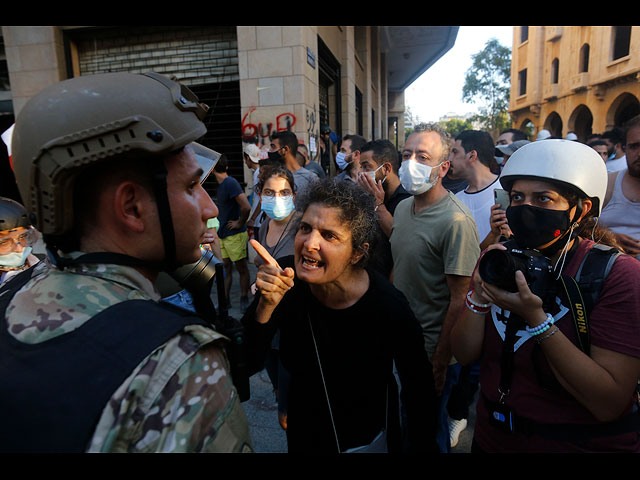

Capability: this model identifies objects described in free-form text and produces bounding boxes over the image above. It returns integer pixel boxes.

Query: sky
[405,26,514,123]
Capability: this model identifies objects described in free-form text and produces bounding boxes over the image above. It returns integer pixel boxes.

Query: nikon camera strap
[559,244,620,356]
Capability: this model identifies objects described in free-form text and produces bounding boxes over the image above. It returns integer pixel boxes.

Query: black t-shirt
[368,184,411,279]
[244,268,438,453]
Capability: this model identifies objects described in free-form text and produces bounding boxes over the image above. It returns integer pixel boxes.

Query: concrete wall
[2,26,67,117]
[3,25,397,191]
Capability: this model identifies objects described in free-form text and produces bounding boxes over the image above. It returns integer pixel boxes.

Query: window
[579,44,590,73]
[520,26,529,43]
[551,58,559,84]
[612,26,631,60]
[518,69,527,96]
[371,109,375,140]
[355,87,363,136]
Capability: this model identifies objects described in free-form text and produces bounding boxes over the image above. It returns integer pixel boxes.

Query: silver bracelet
[535,326,559,344]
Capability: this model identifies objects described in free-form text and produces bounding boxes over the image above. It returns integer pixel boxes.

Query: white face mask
[360,164,386,184]
[0,246,32,269]
[399,160,443,195]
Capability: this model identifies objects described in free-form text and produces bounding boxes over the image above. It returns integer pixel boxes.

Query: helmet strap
[149,161,178,271]
[47,161,179,274]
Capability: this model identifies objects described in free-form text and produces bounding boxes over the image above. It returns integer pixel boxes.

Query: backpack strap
[559,244,621,356]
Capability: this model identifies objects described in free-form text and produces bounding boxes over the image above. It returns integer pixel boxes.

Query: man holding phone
[445,130,513,449]
[488,189,513,247]
[448,131,511,250]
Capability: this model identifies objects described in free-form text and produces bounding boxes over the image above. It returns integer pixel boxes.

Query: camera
[478,239,555,299]
[158,248,250,402]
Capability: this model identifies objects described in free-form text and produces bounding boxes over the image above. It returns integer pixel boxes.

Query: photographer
[451,139,640,453]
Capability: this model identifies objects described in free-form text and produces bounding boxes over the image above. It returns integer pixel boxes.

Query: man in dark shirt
[357,139,410,278]
[297,143,326,178]
[213,155,252,312]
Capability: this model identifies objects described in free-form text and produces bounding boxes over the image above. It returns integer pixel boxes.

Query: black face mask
[267,149,284,162]
[506,204,577,255]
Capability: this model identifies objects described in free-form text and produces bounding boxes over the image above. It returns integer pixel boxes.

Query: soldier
[0,196,41,286]
[0,72,253,453]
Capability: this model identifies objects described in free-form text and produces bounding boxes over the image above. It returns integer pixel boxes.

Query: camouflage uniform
[6,253,253,453]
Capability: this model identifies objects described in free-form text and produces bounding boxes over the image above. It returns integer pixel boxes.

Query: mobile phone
[494,189,510,210]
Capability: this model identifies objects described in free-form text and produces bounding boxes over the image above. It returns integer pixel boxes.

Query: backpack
[559,243,621,357]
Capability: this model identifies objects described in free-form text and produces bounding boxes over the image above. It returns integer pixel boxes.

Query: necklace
[265,213,295,260]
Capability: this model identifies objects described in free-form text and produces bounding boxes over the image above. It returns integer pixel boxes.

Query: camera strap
[559,276,590,356]
[559,244,620,356]
[498,315,526,403]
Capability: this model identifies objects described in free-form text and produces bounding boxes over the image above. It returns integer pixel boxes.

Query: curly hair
[295,177,378,268]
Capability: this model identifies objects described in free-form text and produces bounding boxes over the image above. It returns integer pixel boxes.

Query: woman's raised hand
[250,239,295,322]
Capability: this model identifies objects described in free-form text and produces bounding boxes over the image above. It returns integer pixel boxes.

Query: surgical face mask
[399,160,443,195]
[360,164,386,183]
[261,195,295,221]
[335,151,351,170]
[0,246,32,269]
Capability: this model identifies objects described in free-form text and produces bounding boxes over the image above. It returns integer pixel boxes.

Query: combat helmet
[11,71,209,237]
[10,71,219,270]
[0,196,31,232]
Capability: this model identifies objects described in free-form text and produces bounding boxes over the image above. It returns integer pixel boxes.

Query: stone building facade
[0,25,457,202]
[508,26,640,142]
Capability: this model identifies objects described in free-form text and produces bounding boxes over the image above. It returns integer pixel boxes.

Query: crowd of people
[0,70,639,453]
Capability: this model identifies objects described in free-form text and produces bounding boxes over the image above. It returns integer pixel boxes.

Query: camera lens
[478,249,520,292]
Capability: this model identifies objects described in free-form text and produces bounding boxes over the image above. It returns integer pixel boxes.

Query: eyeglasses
[261,188,293,197]
[0,227,37,255]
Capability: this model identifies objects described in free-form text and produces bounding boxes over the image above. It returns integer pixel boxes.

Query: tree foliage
[462,38,511,136]
[437,117,474,138]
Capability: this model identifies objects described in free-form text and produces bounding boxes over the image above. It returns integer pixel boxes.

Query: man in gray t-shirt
[390,124,480,453]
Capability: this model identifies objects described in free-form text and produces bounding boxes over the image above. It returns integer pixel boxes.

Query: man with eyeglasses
[0,197,41,286]
[389,123,480,453]
[600,115,640,259]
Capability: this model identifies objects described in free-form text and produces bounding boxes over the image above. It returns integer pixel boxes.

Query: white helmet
[499,139,608,215]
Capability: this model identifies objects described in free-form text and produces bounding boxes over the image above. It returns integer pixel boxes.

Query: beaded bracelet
[535,326,559,344]
[526,313,555,336]
[465,290,491,314]
[466,290,491,308]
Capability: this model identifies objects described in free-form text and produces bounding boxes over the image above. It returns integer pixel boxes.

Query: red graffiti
[242,107,297,145]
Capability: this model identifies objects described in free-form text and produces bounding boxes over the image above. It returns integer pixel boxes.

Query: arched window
[551,58,559,84]
[579,44,590,73]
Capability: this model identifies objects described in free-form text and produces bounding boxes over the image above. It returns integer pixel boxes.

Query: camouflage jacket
[5,253,253,453]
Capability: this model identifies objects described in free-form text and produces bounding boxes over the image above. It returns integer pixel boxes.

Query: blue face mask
[0,246,32,269]
[261,195,295,221]
[335,152,351,171]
